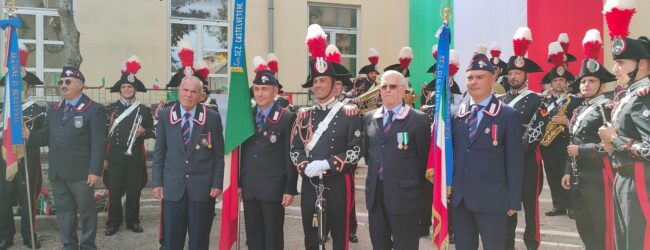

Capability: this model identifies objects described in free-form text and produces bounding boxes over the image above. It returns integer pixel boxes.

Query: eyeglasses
[58,79,74,85]
[380,84,399,90]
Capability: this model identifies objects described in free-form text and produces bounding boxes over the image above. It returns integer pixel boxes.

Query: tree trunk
[57,0,82,68]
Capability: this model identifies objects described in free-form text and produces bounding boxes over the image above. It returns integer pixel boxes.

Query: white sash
[572,98,607,134]
[306,100,347,151]
[546,93,567,113]
[109,101,140,136]
[507,90,533,108]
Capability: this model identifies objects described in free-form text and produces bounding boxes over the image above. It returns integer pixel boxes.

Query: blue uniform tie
[182,112,192,150]
[62,103,73,123]
[467,104,483,140]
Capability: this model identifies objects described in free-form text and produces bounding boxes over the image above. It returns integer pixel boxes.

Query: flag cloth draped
[427,23,453,250]
[153,78,161,90]
[1,17,24,181]
[219,0,253,249]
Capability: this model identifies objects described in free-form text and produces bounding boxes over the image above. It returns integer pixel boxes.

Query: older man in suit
[152,76,224,250]
[27,66,107,250]
[363,70,431,249]
[450,53,524,250]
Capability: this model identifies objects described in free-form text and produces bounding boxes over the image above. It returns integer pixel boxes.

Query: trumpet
[125,107,143,156]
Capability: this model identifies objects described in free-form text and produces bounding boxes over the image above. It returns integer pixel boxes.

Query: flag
[153,78,161,90]
[1,17,25,181]
[219,0,253,249]
[98,77,105,89]
[427,23,453,250]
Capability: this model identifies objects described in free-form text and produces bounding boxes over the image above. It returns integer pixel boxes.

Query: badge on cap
[65,70,73,76]
[643,109,650,118]
[515,56,525,68]
[587,59,600,73]
[492,57,500,65]
[612,37,626,56]
[127,74,135,83]
[261,75,269,83]
[183,66,194,76]
[478,60,487,68]
[315,57,328,74]
[556,66,565,76]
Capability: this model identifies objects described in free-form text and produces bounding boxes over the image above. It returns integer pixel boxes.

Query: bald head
[179,76,205,111]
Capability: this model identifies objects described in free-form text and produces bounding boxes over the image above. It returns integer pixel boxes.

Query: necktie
[467,104,483,140]
[257,112,265,133]
[62,103,73,123]
[182,112,192,150]
[383,110,395,134]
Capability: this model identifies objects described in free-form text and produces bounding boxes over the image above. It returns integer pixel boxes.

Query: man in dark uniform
[451,52,524,250]
[600,3,650,248]
[240,56,297,250]
[152,76,224,250]
[0,45,46,249]
[489,41,509,94]
[498,27,544,250]
[560,29,616,250]
[363,70,431,249]
[537,42,580,218]
[349,48,380,98]
[104,56,155,236]
[291,24,363,250]
[28,66,107,250]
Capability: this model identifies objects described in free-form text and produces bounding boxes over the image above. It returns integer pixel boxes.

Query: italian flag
[409,0,606,95]
[153,78,161,90]
[218,49,254,249]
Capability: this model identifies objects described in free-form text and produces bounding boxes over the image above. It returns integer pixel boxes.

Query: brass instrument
[404,88,418,108]
[540,94,571,146]
[354,84,380,114]
[124,107,143,156]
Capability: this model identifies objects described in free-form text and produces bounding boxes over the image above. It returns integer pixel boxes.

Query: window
[169,0,229,94]
[309,4,359,75]
[3,1,65,89]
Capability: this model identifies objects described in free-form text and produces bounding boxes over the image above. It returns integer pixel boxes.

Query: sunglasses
[58,79,74,85]
[380,84,399,90]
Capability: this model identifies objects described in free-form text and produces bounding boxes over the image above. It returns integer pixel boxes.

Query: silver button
[185,160,189,164]
[185,174,189,178]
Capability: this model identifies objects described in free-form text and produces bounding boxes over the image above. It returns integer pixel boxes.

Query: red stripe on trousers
[534,146,543,247]
[634,162,650,250]
[602,157,615,250]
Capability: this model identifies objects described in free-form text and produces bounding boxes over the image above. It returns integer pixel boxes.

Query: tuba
[354,84,381,114]
[540,95,571,146]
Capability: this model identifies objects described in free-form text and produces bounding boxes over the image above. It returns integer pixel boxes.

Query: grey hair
[180,75,205,93]
[381,70,407,87]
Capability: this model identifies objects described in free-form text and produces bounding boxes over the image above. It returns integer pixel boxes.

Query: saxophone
[540,94,571,146]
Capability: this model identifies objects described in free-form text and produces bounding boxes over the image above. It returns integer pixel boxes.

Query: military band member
[291,24,362,250]
[0,44,46,249]
[560,29,616,250]
[538,42,580,218]
[489,41,509,94]
[152,76,224,250]
[363,70,431,249]
[240,56,297,250]
[451,52,523,250]
[498,27,544,250]
[27,67,107,250]
[349,48,380,97]
[103,56,154,236]
[599,2,650,248]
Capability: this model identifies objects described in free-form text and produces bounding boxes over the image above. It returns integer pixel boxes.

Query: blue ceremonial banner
[229,0,246,72]
[433,24,452,186]
[1,17,24,146]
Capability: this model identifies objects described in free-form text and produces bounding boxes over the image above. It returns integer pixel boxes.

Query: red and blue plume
[325,44,341,64]
[266,53,279,73]
[582,29,603,60]
[124,55,141,75]
[194,60,210,80]
[368,48,379,65]
[513,27,532,57]
[252,56,268,74]
[548,41,565,67]
[305,24,327,58]
[19,41,28,67]
[489,41,501,58]
[177,40,194,68]
[603,0,636,39]
[399,46,413,70]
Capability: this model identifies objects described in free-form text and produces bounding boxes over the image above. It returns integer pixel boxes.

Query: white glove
[304,160,330,177]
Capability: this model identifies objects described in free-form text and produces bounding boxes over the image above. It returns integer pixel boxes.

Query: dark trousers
[572,170,606,250]
[348,170,357,235]
[614,169,650,250]
[542,141,570,210]
[106,147,144,227]
[11,154,43,242]
[163,191,215,250]
[300,173,351,250]
[419,181,433,234]
[507,149,543,249]
[452,201,507,250]
[0,161,15,244]
[51,178,98,250]
[368,181,419,250]
[244,199,285,250]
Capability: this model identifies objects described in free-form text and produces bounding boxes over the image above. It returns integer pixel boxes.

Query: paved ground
[6,159,585,249]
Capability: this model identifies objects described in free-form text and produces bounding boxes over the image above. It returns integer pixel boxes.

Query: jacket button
[185,174,189,178]
[185,160,189,164]
[466,149,470,152]
[253,154,258,158]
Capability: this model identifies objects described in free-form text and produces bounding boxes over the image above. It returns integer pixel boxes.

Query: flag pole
[21,144,36,250]
[236,146,241,250]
